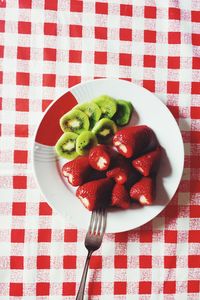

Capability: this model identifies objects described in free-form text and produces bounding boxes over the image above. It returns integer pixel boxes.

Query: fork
[76,208,107,300]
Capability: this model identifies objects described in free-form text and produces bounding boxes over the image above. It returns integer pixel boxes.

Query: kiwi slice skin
[114,99,133,126]
[92,118,118,143]
[75,102,102,129]
[92,95,117,119]
[60,109,89,134]
[55,132,79,159]
[76,131,98,155]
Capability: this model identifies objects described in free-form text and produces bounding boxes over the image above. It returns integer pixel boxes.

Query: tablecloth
[0,0,199,299]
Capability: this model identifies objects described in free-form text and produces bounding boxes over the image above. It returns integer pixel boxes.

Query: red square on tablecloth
[64,229,77,242]
[62,283,76,296]
[11,229,25,243]
[139,282,152,294]
[169,8,181,20]
[10,283,23,296]
[144,30,156,43]
[168,32,181,44]
[188,255,200,267]
[0,45,4,58]
[190,205,200,218]
[0,0,6,8]
[192,34,200,46]
[70,0,83,12]
[12,202,26,215]
[36,283,50,296]
[0,20,5,32]
[168,105,179,118]
[43,48,56,61]
[88,282,101,295]
[143,80,155,92]
[119,28,132,41]
[63,256,76,269]
[38,229,52,242]
[95,27,107,39]
[15,125,28,137]
[191,11,200,22]
[120,4,132,16]
[144,6,156,18]
[0,71,3,84]
[42,100,52,112]
[14,150,28,163]
[168,56,180,69]
[10,256,24,269]
[68,76,81,88]
[165,230,177,243]
[115,232,128,243]
[69,25,82,37]
[17,47,30,60]
[140,230,153,242]
[114,255,127,268]
[16,99,29,111]
[43,74,56,87]
[13,176,27,189]
[119,53,132,66]
[19,0,32,9]
[164,256,176,268]
[144,55,156,67]
[18,22,31,34]
[37,256,50,269]
[90,256,102,269]
[191,82,200,94]
[44,23,57,35]
[192,57,200,69]
[39,202,52,215]
[188,280,200,293]
[95,2,108,14]
[114,282,127,295]
[45,0,57,11]
[95,52,107,64]
[163,281,176,294]
[69,50,82,63]
[16,72,30,86]
[139,256,152,268]
[167,81,179,94]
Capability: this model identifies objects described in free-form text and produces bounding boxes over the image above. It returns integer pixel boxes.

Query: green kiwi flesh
[92,118,117,142]
[60,109,89,134]
[55,132,78,159]
[76,131,98,155]
[75,102,102,129]
[114,99,133,126]
[92,95,117,119]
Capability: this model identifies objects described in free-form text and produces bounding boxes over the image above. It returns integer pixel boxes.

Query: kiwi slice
[75,102,102,129]
[55,132,78,159]
[114,100,133,126]
[92,118,117,143]
[60,109,89,134]
[92,95,117,119]
[76,131,98,155]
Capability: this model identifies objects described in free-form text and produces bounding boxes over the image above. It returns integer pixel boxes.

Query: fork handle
[76,250,93,300]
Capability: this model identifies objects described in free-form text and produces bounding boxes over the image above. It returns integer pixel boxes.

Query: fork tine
[101,209,107,235]
[88,210,96,233]
[92,210,100,234]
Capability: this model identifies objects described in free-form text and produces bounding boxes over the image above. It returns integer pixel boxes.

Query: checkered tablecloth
[0,0,199,299]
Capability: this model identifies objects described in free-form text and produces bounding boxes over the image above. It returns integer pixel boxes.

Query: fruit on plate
[92,95,117,118]
[92,118,117,143]
[76,178,114,211]
[106,167,128,184]
[55,132,79,159]
[132,146,162,176]
[75,102,102,129]
[114,99,133,126]
[130,177,154,205]
[76,131,98,155]
[62,155,92,186]
[111,183,131,209]
[113,125,157,158]
[60,109,90,134]
[88,144,112,171]
[106,155,132,184]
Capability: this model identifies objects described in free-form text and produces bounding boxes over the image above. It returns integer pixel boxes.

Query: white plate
[33,79,184,233]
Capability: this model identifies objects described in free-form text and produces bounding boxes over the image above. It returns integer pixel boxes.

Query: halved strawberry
[113,125,157,158]
[111,184,131,209]
[106,167,128,184]
[130,177,154,205]
[62,156,92,187]
[88,145,113,171]
[76,178,114,211]
[132,146,162,176]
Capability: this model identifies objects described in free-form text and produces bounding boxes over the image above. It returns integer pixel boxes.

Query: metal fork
[76,208,107,300]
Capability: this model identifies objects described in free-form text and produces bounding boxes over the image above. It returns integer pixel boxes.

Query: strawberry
[106,167,128,184]
[113,125,157,158]
[130,177,154,205]
[62,156,92,187]
[76,178,114,211]
[88,144,114,171]
[111,184,131,209]
[132,146,162,176]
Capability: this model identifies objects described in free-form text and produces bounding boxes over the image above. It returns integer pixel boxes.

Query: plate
[33,79,184,233]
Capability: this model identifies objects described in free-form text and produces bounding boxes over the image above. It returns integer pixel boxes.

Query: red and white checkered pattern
[0,0,199,298]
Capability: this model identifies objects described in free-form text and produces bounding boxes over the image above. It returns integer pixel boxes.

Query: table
[0,0,199,299]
